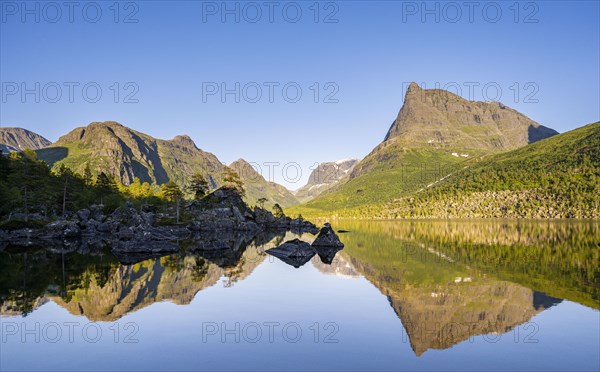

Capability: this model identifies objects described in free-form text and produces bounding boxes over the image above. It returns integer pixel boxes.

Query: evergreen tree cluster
[0,152,249,221]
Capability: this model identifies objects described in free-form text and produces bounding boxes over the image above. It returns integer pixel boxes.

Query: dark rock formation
[266,239,316,268]
[312,223,344,248]
[290,218,320,234]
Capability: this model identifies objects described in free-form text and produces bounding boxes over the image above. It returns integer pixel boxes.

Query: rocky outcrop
[266,224,346,268]
[0,187,324,262]
[312,223,344,248]
[290,218,320,234]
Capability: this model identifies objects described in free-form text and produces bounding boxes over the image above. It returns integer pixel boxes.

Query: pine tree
[82,163,93,186]
[187,173,209,199]
[55,164,76,218]
[222,167,245,196]
[272,203,284,218]
[161,181,184,223]
[95,172,117,205]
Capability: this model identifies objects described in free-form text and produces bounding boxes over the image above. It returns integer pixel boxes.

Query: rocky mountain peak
[230,159,261,181]
[171,134,198,150]
[383,84,558,150]
[37,122,226,187]
[0,127,51,153]
[406,81,422,94]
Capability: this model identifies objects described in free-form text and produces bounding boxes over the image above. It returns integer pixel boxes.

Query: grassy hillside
[288,145,481,217]
[290,122,599,218]
[381,121,600,218]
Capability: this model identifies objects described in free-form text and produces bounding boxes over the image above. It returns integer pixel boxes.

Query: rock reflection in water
[266,239,317,268]
[0,230,287,320]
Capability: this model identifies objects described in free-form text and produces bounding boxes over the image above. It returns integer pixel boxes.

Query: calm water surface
[1,220,599,371]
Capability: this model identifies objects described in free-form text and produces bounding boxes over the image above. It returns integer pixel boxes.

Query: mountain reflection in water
[0,220,598,359]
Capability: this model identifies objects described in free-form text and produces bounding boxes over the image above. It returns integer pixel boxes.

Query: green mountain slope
[289,83,558,217]
[381,121,600,218]
[230,159,298,208]
[36,121,226,187]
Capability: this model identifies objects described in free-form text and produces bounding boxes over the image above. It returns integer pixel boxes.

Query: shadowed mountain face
[230,159,299,208]
[294,159,359,203]
[36,121,226,186]
[0,127,51,154]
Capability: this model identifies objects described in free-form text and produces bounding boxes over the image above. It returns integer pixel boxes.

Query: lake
[1,220,599,371]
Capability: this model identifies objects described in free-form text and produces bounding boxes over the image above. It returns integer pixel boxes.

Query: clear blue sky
[1,1,599,189]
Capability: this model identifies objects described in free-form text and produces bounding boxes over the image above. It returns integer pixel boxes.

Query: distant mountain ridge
[230,159,299,208]
[294,159,359,203]
[0,127,51,154]
[36,121,226,187]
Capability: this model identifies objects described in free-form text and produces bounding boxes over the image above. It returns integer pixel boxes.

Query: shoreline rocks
[0,187,336,259]
[312,223,345,248]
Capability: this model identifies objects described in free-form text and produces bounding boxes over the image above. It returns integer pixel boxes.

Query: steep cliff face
[294,159,359,203]
[382,82,557,149]
[0,127,51,154]
[351,82,558,180]
[36,121,225,186]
